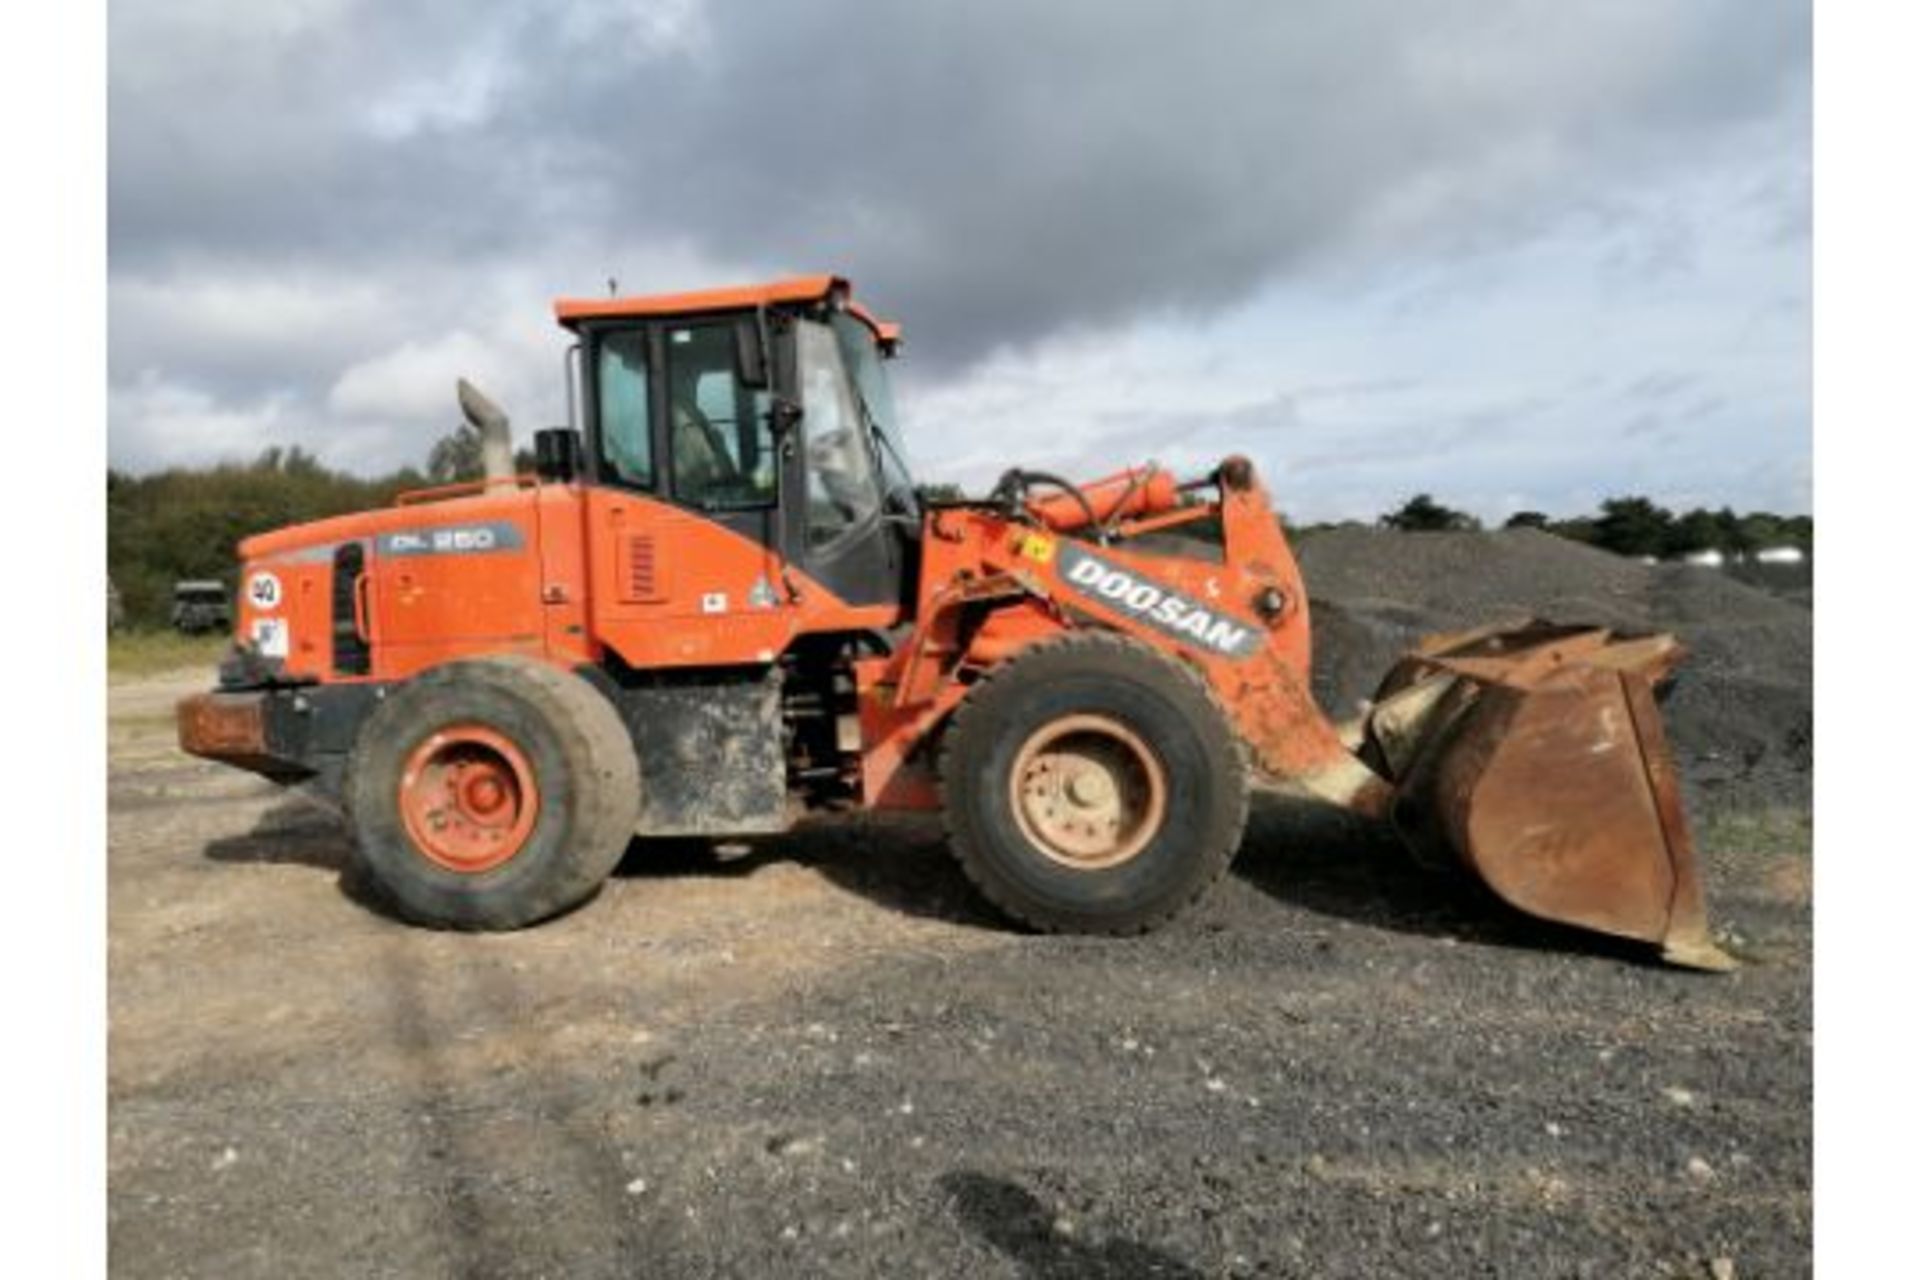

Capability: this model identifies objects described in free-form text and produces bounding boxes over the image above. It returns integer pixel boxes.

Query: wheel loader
[178,275,1731,969]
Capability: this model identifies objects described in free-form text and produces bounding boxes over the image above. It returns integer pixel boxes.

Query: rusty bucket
[1363,621,1733,971]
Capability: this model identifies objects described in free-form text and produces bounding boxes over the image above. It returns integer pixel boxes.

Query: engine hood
[239,488,534,563]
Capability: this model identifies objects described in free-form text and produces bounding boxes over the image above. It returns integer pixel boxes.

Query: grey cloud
[109,1,1809,509]
[1621,410,1668,440]
[543,1,1808,369]
[113,1,1807,375]
[1624,371,1695,402]
[1682,395,1728,422]
[1284,393,1559,476]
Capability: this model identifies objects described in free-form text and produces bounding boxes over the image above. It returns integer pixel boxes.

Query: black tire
[344,656,641,929]
[939,632,1249,934]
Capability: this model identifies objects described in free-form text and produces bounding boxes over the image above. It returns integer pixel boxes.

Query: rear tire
[344,656,640,929]
[940,632,1248,934]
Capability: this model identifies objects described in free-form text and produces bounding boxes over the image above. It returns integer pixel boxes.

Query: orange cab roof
[554,274,901,345]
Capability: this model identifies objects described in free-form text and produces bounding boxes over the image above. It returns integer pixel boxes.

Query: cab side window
[796,320,879,546]
[596,330,654,488]
[665,324,775,510]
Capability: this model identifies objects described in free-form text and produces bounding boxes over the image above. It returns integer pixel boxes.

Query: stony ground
[110,669,1810,1279]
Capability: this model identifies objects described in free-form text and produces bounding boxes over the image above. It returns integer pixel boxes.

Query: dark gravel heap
[1295,528,1812,814]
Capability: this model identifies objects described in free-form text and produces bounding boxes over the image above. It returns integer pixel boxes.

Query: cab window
[796,320,880,546]
[665,324,775,509]
[595,330,654,488]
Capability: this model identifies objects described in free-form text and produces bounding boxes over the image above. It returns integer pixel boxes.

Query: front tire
[940,632,1249,934]
[344,656,641,929]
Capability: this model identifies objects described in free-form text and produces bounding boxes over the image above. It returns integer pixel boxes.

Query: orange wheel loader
[177,275,1732,969]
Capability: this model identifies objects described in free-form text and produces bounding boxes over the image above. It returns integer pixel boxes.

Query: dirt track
[110,668,1811,1279]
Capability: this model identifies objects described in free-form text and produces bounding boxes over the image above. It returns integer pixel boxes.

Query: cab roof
[553,274,901,347]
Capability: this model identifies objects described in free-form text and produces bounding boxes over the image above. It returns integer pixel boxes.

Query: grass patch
[108,630,229,680]
[1695,806,1812,857]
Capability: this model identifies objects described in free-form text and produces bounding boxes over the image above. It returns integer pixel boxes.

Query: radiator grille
[331,542,371,675]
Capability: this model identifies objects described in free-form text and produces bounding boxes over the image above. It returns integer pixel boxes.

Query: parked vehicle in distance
[170,580,232,634]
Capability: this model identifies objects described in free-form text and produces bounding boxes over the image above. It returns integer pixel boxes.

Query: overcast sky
[108,0,1809,522]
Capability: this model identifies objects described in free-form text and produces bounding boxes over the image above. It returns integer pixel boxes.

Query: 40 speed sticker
[1056,544,1262,659]
[246,571,283,611]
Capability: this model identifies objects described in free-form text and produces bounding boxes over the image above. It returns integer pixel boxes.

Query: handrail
[395,474,540,506]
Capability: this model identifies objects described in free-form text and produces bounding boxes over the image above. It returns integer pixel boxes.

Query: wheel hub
[1009,713,1168,870]
[399,724,540,873]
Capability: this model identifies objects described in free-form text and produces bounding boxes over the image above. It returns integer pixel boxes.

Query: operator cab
[556,276,918,609]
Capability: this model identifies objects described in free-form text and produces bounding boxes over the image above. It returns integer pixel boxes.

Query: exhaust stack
[456,378,515,482]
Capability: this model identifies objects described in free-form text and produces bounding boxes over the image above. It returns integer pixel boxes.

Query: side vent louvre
[622,534,664,603]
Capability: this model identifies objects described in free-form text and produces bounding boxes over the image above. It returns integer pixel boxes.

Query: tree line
[1367,493,1812,559]
[108,421,515,629]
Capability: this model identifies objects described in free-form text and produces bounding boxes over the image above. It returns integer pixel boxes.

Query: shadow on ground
[1233,790,1662,966]
[200,789,1653,963]
[940,1171,1201,1279]
[202,793,397,919]
[611,813,1004,929]
[202,795,999,930]
[203,792,350,873]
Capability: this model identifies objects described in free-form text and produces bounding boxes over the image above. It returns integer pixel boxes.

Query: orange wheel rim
[1009,714,1168,870]
[398,724,540,874]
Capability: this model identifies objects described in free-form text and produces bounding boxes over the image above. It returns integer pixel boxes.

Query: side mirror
[735,309,771,389]
[533,427,583,483]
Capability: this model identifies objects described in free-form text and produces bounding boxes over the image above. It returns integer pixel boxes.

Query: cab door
[581,318,801,668]
[789,317,900,608]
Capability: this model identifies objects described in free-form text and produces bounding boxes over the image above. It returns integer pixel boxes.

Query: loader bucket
[1364,621,1733,971]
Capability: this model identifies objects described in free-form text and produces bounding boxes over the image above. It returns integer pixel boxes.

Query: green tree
[1381,493,1480,532]
[1591,496,1673,557]
[1548,516,1597,546]
[1504,511,1551,531]
[105,453,428,628]
[423,426,538,482]
[426,424,486,483]
[1665,507,1726,557]
[1738,511,1786,553]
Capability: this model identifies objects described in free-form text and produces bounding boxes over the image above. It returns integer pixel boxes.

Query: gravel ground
[110,667,1811,1279]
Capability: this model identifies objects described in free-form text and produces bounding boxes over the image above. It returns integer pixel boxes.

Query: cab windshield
[830,312,917,517]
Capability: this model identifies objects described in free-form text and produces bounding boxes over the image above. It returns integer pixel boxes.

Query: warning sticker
[1017,533,1057,564]
[251,617,290,659]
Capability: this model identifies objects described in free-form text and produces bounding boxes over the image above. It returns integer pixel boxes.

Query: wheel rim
[1008,713,1168,870]
[398,724,541,874]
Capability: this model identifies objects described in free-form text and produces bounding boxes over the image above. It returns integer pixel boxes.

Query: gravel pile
[1295,527,1812,814]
